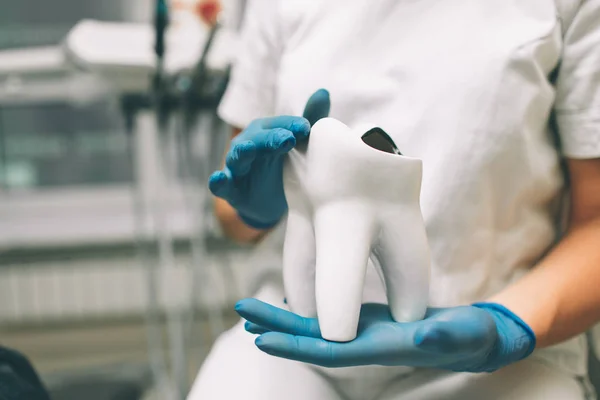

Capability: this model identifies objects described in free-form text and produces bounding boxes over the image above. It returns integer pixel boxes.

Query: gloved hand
[235,299,536,373]
[209,89,331,229]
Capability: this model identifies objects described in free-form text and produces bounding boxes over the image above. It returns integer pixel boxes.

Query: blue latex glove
[235,299,536,373]
[209,89,331,229]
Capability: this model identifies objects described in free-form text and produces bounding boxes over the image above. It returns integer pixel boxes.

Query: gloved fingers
[302,88,331,126]
[259,117,311,139]
[254,332,379,368]
[225,140,257,176]
[208,168,234,199]
[248,128,298,154]
[235,298,321,338]
[253,326,453,369]
[254,333,336,367]
[244,321,270,335]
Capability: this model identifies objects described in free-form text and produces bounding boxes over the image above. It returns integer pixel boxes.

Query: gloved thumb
[413,310,496,355]
[302,89,331,126]
[413,322,475,353]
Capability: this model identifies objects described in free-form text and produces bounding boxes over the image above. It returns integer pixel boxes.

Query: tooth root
[282,210,317,317]
[373,208,430,323]
[283,151,317,317]
[314,202,374,342]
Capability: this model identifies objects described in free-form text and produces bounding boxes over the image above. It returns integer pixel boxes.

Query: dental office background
[0,0,283,399]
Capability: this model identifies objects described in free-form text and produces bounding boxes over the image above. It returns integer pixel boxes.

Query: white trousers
[188,284,595,400]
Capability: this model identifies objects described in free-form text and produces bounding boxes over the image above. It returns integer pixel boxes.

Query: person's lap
[187,319,341,399]
[188,284,591,400]
[186,283,341,400]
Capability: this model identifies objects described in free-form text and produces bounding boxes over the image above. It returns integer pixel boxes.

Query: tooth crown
[293,118,423,205]
[282,117,430,343]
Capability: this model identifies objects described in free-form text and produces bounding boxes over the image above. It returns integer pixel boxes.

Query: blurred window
[0,101,133,190]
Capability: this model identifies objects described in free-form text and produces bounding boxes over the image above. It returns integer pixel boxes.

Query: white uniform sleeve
[217,0,283,129]
[554,0,600,158]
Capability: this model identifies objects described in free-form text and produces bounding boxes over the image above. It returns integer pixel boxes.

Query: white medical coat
[218,0,600,377]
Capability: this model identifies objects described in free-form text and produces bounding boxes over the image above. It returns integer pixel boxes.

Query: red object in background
[196,0,222,26]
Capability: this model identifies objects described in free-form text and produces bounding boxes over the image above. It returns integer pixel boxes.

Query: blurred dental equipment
[0,1,241,399]
[120,2,236,398]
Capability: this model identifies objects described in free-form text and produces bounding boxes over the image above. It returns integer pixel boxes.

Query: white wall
[0,246,282,325]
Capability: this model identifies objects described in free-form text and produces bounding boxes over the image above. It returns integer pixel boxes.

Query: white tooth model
[283,118,430,342]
